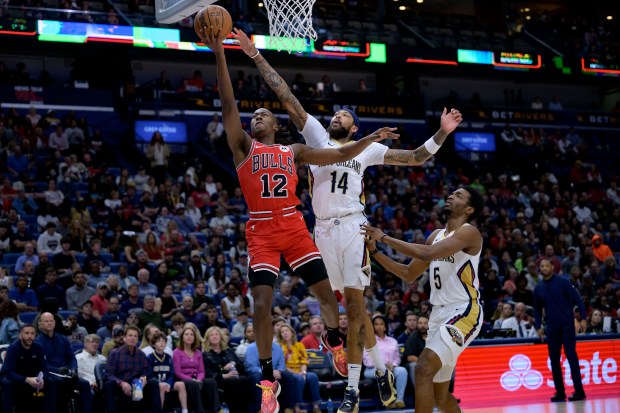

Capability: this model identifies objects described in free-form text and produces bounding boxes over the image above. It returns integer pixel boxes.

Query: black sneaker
[568,391,586,402]
[337,387,360,413]
[375,369,397,406]
[550,393,566,402]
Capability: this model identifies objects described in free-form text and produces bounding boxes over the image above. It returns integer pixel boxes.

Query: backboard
[155,0,216,24]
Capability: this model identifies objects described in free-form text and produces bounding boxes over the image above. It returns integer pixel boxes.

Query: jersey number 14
[330,172,349,194]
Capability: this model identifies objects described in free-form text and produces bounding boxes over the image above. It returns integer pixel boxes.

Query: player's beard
[328,125,350,140]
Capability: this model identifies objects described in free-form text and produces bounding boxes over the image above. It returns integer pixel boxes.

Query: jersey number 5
[330,171,349,194]
[260,174,288,198]
[433,267,442,289]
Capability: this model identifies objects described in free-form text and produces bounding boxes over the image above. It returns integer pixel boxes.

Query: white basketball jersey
[301,115,388,219]
[428,225,481,307]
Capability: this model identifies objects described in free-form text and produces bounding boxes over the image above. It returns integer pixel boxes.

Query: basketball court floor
[363,396,620,412]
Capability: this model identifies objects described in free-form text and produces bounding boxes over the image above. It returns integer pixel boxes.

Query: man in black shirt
[0,324,56,413]
[403,314,429,390]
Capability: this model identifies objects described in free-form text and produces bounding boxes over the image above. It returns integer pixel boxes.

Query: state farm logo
[500,354,544,391]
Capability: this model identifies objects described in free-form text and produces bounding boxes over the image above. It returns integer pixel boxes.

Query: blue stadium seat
[3,253,21,265]
[59,310,78,320]
[22,215,37,225]
[19,311,39,324]
[106,167,121,178]
[100,252,114,263]
[75,253,86,264]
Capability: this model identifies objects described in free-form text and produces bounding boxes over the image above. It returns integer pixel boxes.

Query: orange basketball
[194,5,233,41]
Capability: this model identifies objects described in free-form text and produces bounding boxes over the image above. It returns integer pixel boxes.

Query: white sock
[347,364,361,389]
[182,409,189,413]
[366,345,387,373]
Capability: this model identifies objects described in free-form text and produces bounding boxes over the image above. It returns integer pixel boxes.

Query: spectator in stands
[89,281,110,320]
[36,267,67,310]
[492,303,513,330]
[220,282,245,322]
[511,275,534,307]
[120,283,142,314]
[0,324,55,413]
[273,280,300,316]
[51,237,76,275]
[78,300,100,334]
[236,323,254,358]
[403,314,429,390]
[586,309,604,334]
[501,302,536,338]
[548,96,563,110]
[206,113,224,151]
[396,311,418,344]
[147,331,189,413]
[561,246,579,275]
[66,271,95,311]
[9,273,38,312]
[102,325,125,358]
[48,125,69,153]
[137,268,159,298]
[185,250,208,282]
[592,234,613,263]
[76,334,106,390]
[146,131,170,185]
[15,242,39,274]
[12,186,38,216]
[66,313,88,349]
[531,96,544,109]
[363,314,406,409]
[11,220,36,252]
[179,295,206,331]
[37,312,93,413]
[0,298,19,344]
[172,322,220,413]
[536,245,562,275]
[37,222,62,254]
[138,295,166,330]
[300,315,325,352]
[205,304,227,331]
[7,146,31,176]
[203,326,255,413]
[103,324,162,413]
[231,310,250,339]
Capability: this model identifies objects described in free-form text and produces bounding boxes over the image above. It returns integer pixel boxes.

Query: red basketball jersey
[236,141,300,213]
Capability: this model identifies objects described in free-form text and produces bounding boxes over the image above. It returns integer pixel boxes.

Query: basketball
[194,5,233,41]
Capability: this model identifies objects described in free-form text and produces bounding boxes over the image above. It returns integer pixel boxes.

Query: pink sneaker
[320,330,348,377]
[257,380,281,413]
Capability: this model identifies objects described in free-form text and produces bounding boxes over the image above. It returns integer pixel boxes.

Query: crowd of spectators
[0,96,620,412]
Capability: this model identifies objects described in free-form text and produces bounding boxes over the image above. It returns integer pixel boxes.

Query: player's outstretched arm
[365,235,431,282]
[383,107,462,166]
[361,223,480,261]
[201,33,252,165]
[233,28,308,130]
[293,127,398,166]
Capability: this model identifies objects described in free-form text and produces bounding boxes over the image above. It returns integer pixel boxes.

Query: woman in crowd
[277,323,322,413]
[0,299,19,345]
[586,308,604,334]
[172,323,220,413]
[203,326,254,413]
[143,231,165,264]
[235,324,255,359]
[362,314,407,409]
[146,131,170,184]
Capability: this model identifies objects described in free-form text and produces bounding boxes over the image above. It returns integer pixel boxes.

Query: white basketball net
[263,0,317,53]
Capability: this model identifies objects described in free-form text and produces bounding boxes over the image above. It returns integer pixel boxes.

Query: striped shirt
[106,345,149,384]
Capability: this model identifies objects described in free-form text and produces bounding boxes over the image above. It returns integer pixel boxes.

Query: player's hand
[274,370,282,380]
[200,31,224,54]
[364,230,377,251]
[439,107,463,134]
[232,28,258,57]
[579,319,587,334]
[537,328,545,342]
[363,127,399,143]
[360,224,386,243]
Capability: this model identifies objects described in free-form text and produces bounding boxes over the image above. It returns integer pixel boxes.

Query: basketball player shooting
[361,187,484,413]
[232,27,463,413]
[198,29,399,413]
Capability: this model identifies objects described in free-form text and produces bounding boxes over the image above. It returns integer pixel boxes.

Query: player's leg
[414,348,443,413]
[250,267,280,413]
[546,325,566,401]
[433,380,461,413]
[561,324,586,400]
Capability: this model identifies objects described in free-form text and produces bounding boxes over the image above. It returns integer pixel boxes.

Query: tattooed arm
[383,107,462,166]
[233,29,308,130]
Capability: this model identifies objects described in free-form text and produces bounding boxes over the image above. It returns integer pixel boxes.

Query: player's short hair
[463,186,484,222]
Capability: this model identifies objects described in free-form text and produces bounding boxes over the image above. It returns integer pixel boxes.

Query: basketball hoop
[263,0,317,53]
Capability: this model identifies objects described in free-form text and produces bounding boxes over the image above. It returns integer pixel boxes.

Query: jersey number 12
[260,174,288,198]
[330,171,349,194]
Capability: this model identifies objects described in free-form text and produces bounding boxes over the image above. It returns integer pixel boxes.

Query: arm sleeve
[244,346,261,374]
[298,344,309,366]
[105,351,122,384]
[533,288,543,330]
[300,115,329,148]
[172,351,191,381]
[3,346,27,383]
[567,280,586,319]
[391,340,401,367]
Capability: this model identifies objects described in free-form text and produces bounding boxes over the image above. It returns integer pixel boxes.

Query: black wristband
[369,248,380,256]
[380,234,387,243]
